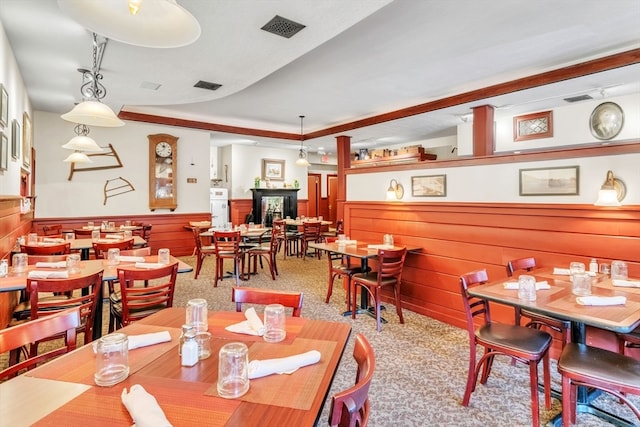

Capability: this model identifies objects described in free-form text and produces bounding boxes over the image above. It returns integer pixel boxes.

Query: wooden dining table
[0,308,352,427]
[467,266,640,427]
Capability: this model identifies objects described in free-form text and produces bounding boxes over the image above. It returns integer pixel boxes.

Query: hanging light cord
[299,115,305,151]
[79,33,108,101]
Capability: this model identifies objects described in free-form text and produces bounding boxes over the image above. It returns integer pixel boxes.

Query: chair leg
[462,343,478,406]
[194,253,203,279]
[542,354,551,409]
[528,362,540,427]
[374,288,382,332]
[561,375,575,426]
[351,282,359,320]
[394,283,404,324]
[213,258,221,287]
[326,272,337,303]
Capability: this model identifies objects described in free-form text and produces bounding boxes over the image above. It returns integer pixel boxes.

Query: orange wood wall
[344,201,640,356]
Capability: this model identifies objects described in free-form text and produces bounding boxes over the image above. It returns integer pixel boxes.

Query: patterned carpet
[3,252,639,426]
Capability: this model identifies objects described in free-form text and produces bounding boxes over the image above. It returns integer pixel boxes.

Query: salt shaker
[589,258,598,274]
[181,330,199,367]
[178,324,194,356]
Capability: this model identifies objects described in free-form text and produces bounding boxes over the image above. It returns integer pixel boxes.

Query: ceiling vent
[194,80,222,91]
[564,94,593,103]
[261,15,306,39]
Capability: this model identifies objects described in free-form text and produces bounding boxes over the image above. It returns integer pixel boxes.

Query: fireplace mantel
[250,188,299,226]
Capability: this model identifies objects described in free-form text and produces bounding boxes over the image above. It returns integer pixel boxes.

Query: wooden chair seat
[558,343,640,424]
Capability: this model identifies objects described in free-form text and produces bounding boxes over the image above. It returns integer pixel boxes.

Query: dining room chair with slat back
[231,287,303,317]
[328,333,375,427]
[111,262,178,330]
[301,221,322,260]
[273,219,300,260]
[21,242,71,255]
[507,257,571,346]
[557,343,640,425]
[11,270,103,352]
[459,269,552,427]
[213,230,242,287]
[42,224,63,236]
[324,237,363,306]
[192,226,216,279]
[72,228,95,237]
[351,247,407,332]
[244,228,279,280]
[0,308,80,380]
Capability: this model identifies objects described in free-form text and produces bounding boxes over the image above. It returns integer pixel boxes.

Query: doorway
[307,174,320,217]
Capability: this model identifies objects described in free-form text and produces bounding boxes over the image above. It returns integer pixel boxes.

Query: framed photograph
[513,110,553,141]
[590,102,624,140]
[411,174,446,197]
[519,166,579,196]
[0,84,7,128]
[0,132,8,170]
[11,119,20,160]
[261,158,285,181]
[22,112,32,171]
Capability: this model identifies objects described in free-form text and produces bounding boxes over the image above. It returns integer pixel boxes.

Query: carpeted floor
[3,252,639,426]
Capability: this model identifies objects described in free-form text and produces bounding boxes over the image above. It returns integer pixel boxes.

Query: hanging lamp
[295,115,310,167]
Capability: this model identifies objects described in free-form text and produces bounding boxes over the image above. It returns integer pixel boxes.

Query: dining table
[0,255,193,340]
[309,240,421,324]
[467,266,640,427]
[0,307,352,427]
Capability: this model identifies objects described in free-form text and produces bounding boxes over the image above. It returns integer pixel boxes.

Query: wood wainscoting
[33,212,211,257]
[344,201,640,357]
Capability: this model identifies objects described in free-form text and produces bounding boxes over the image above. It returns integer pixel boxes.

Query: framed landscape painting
[412,174,446,197]
[22,112,32,171]
[11,119,20,159]
[262,158,285,181]
[519,166,579,196]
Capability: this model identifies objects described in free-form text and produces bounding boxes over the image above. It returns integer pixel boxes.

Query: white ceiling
[1,0,640,155]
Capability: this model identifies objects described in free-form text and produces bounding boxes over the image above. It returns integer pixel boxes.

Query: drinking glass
[107,248,120,265]
[123,230,133,239]
[27,233,38,245]
[572,272,592,296]
[158,248,170,265]
[12,253,28,273]
[125,220,132,227]
[186,298,208,332]
[599,263,611,275]
[91,229,101,242]
[217,342,249,399]
[517,274,536,301]
[108,221,115,231]
[64,232,75,241]
[611,260,628,280]
[569,262,585,282]
[87,221,94,228]
[264,304,286,343]
[66,253,81,274]
[94,333,129,386]
[196,331,212,360]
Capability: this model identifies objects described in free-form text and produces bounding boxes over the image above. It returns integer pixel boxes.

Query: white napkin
[121,384,172,427]
[248,350,321,379]
[553,268,571,275]
[503,280,551,290]
[225,308,265,336]
[35,261,67,268]
[337,240,357,246]
[128,331,172,350]
[43,237,65,243]
[135,262,164,269]
[576,296,627,306]
[367,244,394,250]
[28,270,69,279]
[612,279,640,288]
[119,256,146,263]
[105,234,123,240]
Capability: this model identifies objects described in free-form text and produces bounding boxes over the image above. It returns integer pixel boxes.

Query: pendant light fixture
[296,115,310,167]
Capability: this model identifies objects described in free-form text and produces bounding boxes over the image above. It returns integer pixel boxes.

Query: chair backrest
[328,333,375,427]
[336,220,344,235]
[141,224,152,242]
[192,226,205,252]
[375,248,407,283]
[272,219,287,237]
[92,239,134,259]
[27,254,69,265]
[303,221,321,240]
[0,308,80,379]
[73,228,95,236]
[116,262,179,326]
[459,269,491,338]
[28,270,103,343]
[42,224,63,236]
[506,257,537,277]
[120,247,152,257]
[213,230,241,255]
[21,242,71,255]
[232,287,304,317]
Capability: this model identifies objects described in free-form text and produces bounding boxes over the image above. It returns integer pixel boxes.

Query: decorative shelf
[351,152,436,168]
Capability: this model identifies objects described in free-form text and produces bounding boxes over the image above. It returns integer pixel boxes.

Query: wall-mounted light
[386,179,404,201]
[594,170,626,206]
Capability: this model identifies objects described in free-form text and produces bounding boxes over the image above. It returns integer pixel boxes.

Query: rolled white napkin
[135,262,164,269]
[35,261,67,268]
[119,256,146,263]
[248,350,321,379]
[128,331,172,350]
[28,270,69,279]
[576,296,627,306]
[225,308,265,336]
[121,384,172,427]
[553,268,571,275]
[105,234,123,240]
[612,279,640,288]
[503,280,551,290]
[43,237,65,243]
[367,244,394,250]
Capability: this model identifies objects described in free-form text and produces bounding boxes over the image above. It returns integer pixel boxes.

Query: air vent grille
[194,80,222,91]
[564,94,593,103]
[261,15,306,39]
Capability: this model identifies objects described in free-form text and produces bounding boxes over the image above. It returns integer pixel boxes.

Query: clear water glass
[264,304,286,343]
[186,298,208,332]
[572,272,592,296]
[518,274,536,301]
[94,333,129,386]
[217,342,249,399]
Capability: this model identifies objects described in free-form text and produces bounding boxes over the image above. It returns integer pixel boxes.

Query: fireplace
[250,188,299,226]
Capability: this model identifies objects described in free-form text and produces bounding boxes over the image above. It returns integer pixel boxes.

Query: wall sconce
[386,179,404,201]
[594,170,626,206]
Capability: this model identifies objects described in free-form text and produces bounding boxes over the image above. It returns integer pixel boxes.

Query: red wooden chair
[0,308,80,379]
[192,226,216,279]
[324,236,362,306]
[328,333,375,427]
[459,269,552,427]
[301,221,322,260]
[244,228,279,280]
[213,230,242,287]
[21,242,71,255]
[231,287,303,317]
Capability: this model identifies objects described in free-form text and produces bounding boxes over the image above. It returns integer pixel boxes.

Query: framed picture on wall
[22,112,32,171]
[262,158,285,181]
[0,132,8,170]
[0,84,7,128]
[519,166,579,196]
[411,174,447,197]
[11,119,20,160]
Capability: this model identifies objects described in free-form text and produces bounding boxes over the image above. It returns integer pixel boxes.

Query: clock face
[155,141,172,157]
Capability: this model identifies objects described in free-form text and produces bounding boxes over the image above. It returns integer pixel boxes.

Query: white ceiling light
[295,115,310,167]
[62,135,103,152]
[63,151,92,164]
[58,0,201,48]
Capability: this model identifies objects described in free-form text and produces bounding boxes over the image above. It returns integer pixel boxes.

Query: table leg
[92,281,103,341]
[340,258,387,324]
